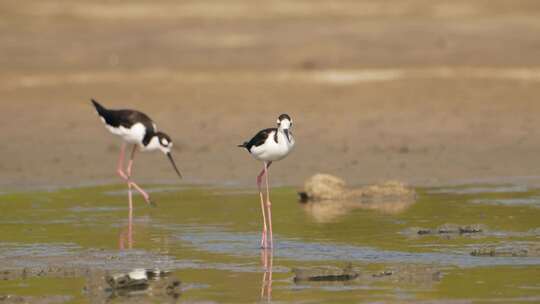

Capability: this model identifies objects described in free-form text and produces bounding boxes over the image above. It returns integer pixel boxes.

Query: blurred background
[2,0,540,190]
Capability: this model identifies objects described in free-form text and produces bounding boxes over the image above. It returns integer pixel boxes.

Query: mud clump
[293,264,442,287]
[0,295,71,304]
[415,224,484,236]
[300,174,348,201]
[105,269,181,299]
[0,267,89,281]
[293,264,358,282]
[370,265,443,285]
[106,268,171,290]
[85,268,181,302]
[299,174,416,202]
[471,245,540,257]
[298,174,416,222]
[372,270,394,278]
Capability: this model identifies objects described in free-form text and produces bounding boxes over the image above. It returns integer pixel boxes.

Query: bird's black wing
[118,110,155,131]
[91,99,157,144]
[92,99,155,130]
[238,128,277,151]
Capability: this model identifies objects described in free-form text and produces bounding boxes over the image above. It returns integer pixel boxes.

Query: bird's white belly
[105,122,146,144]
[251,135,294,162]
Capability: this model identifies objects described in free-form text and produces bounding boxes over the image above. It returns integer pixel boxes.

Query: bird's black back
[238,128,277,151]
[91,99,156,145]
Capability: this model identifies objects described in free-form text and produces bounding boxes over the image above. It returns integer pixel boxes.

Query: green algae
[0,184,538,303]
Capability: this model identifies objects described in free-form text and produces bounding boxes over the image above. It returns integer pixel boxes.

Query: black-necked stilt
[91,99,182,208]
[238,114,295,249]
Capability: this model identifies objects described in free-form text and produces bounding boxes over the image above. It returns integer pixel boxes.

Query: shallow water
[0,184,539,303]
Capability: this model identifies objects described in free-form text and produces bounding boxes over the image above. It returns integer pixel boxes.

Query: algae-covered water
[0,184,539,303]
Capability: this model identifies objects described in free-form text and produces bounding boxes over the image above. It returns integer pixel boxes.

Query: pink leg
[257,166,268,249]
[264,162,273,249]
[260,249,267,298]
[128,185,133,249]
[116,144,153,205]
[126,145,153,205]
[260,248,273,301]
[116,143,128,180]
[116,144,132,210]
[268,249,273,301]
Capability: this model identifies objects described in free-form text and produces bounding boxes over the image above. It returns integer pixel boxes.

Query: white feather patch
[105,122,146,144]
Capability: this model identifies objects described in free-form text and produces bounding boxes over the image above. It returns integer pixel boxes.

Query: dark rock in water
[294,264,442,288]
[437,225,458,234]
[471,247,530,257]
[459,225,483,234]
[306,273,358,282]
[106,269,150,290]
[417,229,433,235]
[372,270,393,278]
[415,224,484,236]
[293,264,358,282]
[298,192,310,203]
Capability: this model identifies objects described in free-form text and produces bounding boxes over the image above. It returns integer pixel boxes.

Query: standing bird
[238,114,295,249]
[91,99,182,209]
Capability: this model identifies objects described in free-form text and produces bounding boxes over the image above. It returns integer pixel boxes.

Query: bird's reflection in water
[260,249,273,301]
[119,187,134,250]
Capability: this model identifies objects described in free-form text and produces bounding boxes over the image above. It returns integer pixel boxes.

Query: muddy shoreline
[3,1,540,191]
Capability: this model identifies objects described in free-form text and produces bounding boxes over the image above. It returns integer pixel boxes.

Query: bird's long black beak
[284,129,290,142]
[167,152,183,179]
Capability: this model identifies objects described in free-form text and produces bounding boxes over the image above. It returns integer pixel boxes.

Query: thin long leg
[116,144,152,205]
[126,144,137,178]
[257,165,268,249]
[116,143,128,179]
[128,181,133,211]
[126,145,137,209]
[127,184,133,249]
[260,249,267,298]
[116,143,133,210]
[129,181,151,205]
[268,249,273,301]
[264,161,273,249]
[126,145,152,204]
[260,248,273,301]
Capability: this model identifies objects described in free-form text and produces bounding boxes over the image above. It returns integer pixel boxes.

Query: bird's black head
[277,113,293,128]
[278,114,291,122]
[153,132,182,179]
[277,113,293,141]
[155,132,173,153]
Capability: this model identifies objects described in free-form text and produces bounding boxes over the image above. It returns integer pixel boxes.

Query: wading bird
[91,99,182,208]
[238,114,295,249]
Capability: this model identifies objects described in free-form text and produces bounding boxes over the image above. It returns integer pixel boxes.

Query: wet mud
[471,244,540,258]
[0,184,539,302]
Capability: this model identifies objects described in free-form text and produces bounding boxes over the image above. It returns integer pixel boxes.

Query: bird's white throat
[142,136,170,154]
